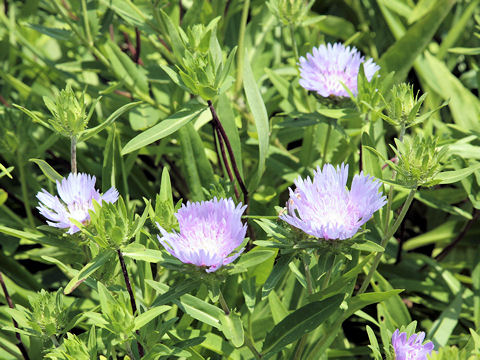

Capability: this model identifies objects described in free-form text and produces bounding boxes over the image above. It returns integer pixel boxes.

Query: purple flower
[280,163,386,240]
[37,173,119,234]
[157,198,247,273]
[392,329,434,360]
[298,42,380,98]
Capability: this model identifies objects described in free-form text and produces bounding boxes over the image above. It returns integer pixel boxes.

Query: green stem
[71,135,77,174]
[242,215,278,219]
[288,22,299,60]
[306,313,344,360]
[218,290,230,315]
[245,335,262,359]
[16,151,34,227]
[321,122,332,168]
[81,0,92,45]
[358,188,416,294]
[301,126,316,168]
[321,256,336,290]
[235,0,250,93]
[303,253,313,295]
[293,334,307,360]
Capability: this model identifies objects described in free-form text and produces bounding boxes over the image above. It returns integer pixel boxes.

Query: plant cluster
[1,1,480,360]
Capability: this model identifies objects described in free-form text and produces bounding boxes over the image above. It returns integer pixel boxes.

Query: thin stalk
[242,215,278,219]
[215,125,240,199]
[300,126,316,169]
[0,272,30,360]
[117,249,144,357]
[50,335,59,347]
[321,256,336,290]
[321,122,332,168]
[16,151,34,227]
[235,0,250,93]
[81,0,92,45]
[71,135,77,174]
[294,254,314,360]
[303,254,313,295]
[306,313,344,360]
[245,335,262,359]
[218,290,230,315]
[288,22,299,60]
[208,100,248,206]
[293,335,308,360]
[358,189,416,294]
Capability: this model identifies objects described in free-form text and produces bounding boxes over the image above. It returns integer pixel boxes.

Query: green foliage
[1,0,480,359]
[390,135,448,188]
[80,197,149,250]
[27,289,70,339]
[42,85,91,138]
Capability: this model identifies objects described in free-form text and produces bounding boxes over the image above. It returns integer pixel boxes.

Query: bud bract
[43,84,88,138]
[390,135,448,188]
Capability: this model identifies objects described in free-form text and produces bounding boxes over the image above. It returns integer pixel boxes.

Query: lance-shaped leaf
[261,294,344,357]
[64,250,115,294]
[122,102,207,155]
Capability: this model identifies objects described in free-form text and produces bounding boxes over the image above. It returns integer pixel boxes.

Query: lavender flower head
[280,163,386,240]
[157,198,247,273]
[36,173,119,234]
[391,329,434,360]
[298,43,380,98]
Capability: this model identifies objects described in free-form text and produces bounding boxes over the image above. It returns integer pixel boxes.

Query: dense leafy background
[1,0,480,359]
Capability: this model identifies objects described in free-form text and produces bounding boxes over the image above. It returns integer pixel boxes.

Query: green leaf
[27,23,72,40]
[122,243,168,263]
[262,254,294,299]
[427,289,464,348]
[134,305,171,331]
[346,290,403,318]
[29,158,63,182]
[179,125,204,201]
[268,290,289,325]
[350,240,384,253]
[102,41,149,97]
[64,251,115,294]
[436,162,480,184]
[261,294,344,356]
[378,0,456,83]
[243,52,269,191]
[122,103,207,155]
[235,248,277,270]
[178,294,224,329]
[219,312,245,348]
[79,101,141,142]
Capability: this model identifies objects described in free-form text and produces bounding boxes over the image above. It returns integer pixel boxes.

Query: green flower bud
[384,83,426,127]
[266,0,314,26]
[43,84,88,138]
[390,135,448,188]
[78,197,148,250]
[45,333,92,360]
[28,289,69,339]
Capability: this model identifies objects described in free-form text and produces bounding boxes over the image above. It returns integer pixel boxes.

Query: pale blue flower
[157,198,247,273]
[392,329,434,360]
[280,163,386,240]
[37,173,118,234]
[298,42,380,98]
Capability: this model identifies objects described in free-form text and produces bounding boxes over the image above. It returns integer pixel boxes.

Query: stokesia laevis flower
[37,173,119,234]
[391,329,434,360]
[157,198,247,273]
[280,163,386,240]
[298,42,380,98]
